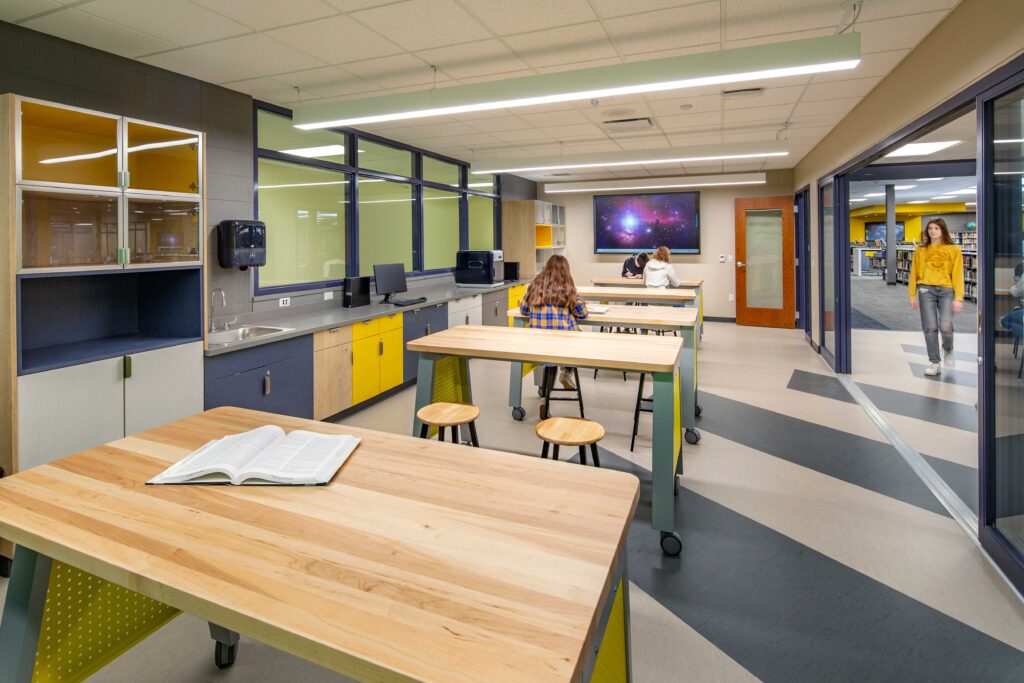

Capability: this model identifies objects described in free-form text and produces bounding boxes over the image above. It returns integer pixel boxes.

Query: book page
[241,430,360,484]
[150,426,285,484]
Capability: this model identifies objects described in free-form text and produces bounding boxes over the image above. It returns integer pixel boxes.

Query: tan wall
[539,169,794,318]
[796,0,1024,345]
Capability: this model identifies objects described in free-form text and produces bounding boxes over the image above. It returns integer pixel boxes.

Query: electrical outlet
[324,291,334,301]
[279,297,291,307]
[728,293,735,302]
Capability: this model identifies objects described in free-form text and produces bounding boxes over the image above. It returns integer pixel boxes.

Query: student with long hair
[643,245,681,288]
[519,254,588,392]
[909,218,964,376]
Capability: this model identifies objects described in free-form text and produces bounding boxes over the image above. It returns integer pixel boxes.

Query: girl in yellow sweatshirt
[908,218,964,375]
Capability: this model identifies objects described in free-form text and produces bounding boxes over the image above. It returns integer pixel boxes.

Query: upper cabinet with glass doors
[15,97,203,271]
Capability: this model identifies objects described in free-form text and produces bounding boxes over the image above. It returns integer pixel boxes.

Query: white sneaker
[943,350,956,368]
[924,362,941,376]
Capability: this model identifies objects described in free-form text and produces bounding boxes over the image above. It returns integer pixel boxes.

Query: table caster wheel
[0,555,10,578]
[695,404,702,417]
[215,641,238,669]
[685,428,701,445]
[512,406,526,421]
[660,531,682,556]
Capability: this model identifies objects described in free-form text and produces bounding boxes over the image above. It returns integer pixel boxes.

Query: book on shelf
[147,425,360,486]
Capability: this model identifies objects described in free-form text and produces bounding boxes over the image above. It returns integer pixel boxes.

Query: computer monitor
[373,263,408,304]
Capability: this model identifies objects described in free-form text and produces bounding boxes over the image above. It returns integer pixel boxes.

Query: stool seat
[536,417,605,446]
[416,402,480,427]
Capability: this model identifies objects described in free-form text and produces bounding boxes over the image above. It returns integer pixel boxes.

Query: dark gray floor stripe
[604,446,1024,683]
[901,343,976,362]
[851,306,890,330]
[910,362,978,387]
[788,369,977,433]
[697,391,949,517]
[925,454,979,513]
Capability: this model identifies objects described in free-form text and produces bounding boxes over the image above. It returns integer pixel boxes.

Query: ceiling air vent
[723,87,764,99]
[601,117,655,133]
[549,172,573,176]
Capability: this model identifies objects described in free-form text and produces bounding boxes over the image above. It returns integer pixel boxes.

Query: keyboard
[390,297,427,307]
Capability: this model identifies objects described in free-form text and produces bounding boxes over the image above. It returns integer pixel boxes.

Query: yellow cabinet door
[314,342,352,420]
[351,336,380,405]
[507,284,527,326]
[380,329,404,392]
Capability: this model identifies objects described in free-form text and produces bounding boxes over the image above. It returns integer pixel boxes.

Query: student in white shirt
[643,245,680,288]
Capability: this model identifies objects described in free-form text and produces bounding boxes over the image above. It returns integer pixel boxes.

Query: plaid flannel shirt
[518,298,589,331]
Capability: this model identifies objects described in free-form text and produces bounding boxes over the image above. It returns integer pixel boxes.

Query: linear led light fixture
[885,140,960,157]
[931,195,956,200]
[994,139,1024,144]
[907,200,930,204]
[917,177,944,181]
[472,150,787,175]
[543,172,765,194]
[40,137,200,164]
[293,34,860,129]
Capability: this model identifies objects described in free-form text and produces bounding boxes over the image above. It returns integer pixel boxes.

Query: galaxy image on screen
[593,192,700,254]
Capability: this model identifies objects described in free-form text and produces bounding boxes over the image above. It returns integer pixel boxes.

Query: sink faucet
[210,288,230,332]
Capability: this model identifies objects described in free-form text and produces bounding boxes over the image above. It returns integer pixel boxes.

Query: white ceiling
[4,0,962,181]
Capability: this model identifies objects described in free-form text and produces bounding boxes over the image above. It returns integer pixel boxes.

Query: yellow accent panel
[32,562,179,683]
[536,224,553,248]
[850,217,865,242]
[905,215,922,243]
[380,328,403,392]
[352,336,380,404]
[507,285,528,327]
[590,577,628,683]
[849,202,968,217]
[351,318,380,341]
[429,356,465,438]
[673,369,681,471]
[379,312,403,333]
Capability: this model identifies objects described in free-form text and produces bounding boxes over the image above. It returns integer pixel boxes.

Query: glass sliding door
[820,181,836,362]
[818,177,851,372]
[980,74,1024,593]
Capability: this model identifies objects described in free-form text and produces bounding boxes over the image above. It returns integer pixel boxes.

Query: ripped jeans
[917,285,954,363]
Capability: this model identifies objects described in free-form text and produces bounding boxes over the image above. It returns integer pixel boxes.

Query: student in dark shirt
[621,252,650,278]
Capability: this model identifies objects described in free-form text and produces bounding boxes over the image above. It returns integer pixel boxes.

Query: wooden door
[124,342,204,435]
[735,196,795,327]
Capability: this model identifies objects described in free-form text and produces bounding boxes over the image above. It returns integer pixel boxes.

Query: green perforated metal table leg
[651,369,683,555]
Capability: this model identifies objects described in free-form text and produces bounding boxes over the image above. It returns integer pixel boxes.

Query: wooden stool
[535,417,603,467]
[416,402,480,446]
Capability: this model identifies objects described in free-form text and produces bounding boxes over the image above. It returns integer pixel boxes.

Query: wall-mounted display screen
[593,192,700,254]
[864,221,904,242]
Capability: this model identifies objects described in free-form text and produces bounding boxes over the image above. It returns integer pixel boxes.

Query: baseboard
[805,332,820,353]
[704,316,736,323]
[326,378,417,422]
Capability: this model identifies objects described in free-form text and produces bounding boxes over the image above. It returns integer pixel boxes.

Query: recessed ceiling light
[294,34,860,129]
[602,108,636,118]
[885,140,960,157]
[849,198,866,202]
[908,200,930,204]
[917,177,944,181]
[931,195,956,200]
[279,144,345,157]
[894,185,916,190]
[951,187,976,194]
[472,150,788,175]
[864,192,885,197]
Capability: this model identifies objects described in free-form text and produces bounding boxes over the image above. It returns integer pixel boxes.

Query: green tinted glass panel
[423,157,460,187]
[358,139,412,177]
[257,158,347,287]
[423,188,460,270]
[468,195,495,250]
[257,109,348,165]
[468,172,495,193]
[358,177,413,276]
[745,209,783,309]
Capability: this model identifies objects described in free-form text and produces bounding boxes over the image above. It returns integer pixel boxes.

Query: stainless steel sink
[208,326,293,345]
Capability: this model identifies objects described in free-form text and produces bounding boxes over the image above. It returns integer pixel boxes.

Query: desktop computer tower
[343,276,370,307]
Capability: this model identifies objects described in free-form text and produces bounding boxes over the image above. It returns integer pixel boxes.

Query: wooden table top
[576,285,697,302]
[509,304,697,328]
[407,324,682,372]
[0,408,640,683]
[591,277,704,288]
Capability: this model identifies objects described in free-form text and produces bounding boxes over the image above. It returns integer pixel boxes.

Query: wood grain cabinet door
[314,342,352,420]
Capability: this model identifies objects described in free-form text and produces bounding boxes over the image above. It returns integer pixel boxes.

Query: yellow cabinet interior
[19,100,119,188]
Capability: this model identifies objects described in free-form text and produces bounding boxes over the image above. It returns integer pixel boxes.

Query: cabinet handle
[351,348,354,364]
[123,355,132,379]
[264,370,271,396]
[494,304,498,316]
[426,323,431,335]
[330,327,340,333]
[465,315,469,325]
[379,339,383,355]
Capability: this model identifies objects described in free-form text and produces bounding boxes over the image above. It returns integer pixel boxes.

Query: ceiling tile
[218,76,299,104]
[521,109,591,127]
[784,124,833,140]
[342,53,454,89]
[139,48,256,83]
[791,97,861,118]
[79,0,250,46]
[604,2,721,55]
[725,0,838,42]
[541,123,606,139]
[351,0,491,51]
[858,0,959,22]
[494,129,553,144]
[415,39,530,79]
[723,84,805,110]
[1,0,60,22]
[463,115,533,132]
[533,57,623,74]
[655,111,722,131]
[724,26,831,50]
[195,34,326,75]
[621,44,720,62]
[566,140,624,153]
[23,7,178,57]
[267,15,403,64]
[614,135,671,151]
[856,12,948,53]
[322,0,392,9]
[459,69,536,84]
[802,76,881,102]
[580,102,653,123]
[723,104,792,125]
[713,130,778,143]
[503,22,619,69]
[666,133,723,147]
[590,0,711,19]
[812,49,910,83]
[274,66,382,98]
[402,121,481,137]
[647,94,721,117]
[190,0,338,31]
[457,0,596,34]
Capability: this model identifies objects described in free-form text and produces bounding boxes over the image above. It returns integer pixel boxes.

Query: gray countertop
[205,280,526,357]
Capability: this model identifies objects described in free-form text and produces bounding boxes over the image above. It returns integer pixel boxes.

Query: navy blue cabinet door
[205,346,314,419]
[402,304,447,382]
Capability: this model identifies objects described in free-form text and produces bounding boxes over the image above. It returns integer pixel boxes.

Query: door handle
[465,315,469,325]
[736,261,746,267]
[123,355,132,379]
[379,339,383,355]
[426,323,431,335]
[263,370,271,396]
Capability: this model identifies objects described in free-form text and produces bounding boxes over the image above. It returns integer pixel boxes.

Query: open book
[148,425,360,486]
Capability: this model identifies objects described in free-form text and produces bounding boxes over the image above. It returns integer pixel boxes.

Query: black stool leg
[451,424,459,444]
[541,441,550,459]
[578,445,587,465]
[552,444,560,461]
[419,423,429,439]
[590,443,601,467]
[468,421,479,447]
[543,366,555,417]
[438,426,445,442]
[631,373,646,452]
[573,367,584,418]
